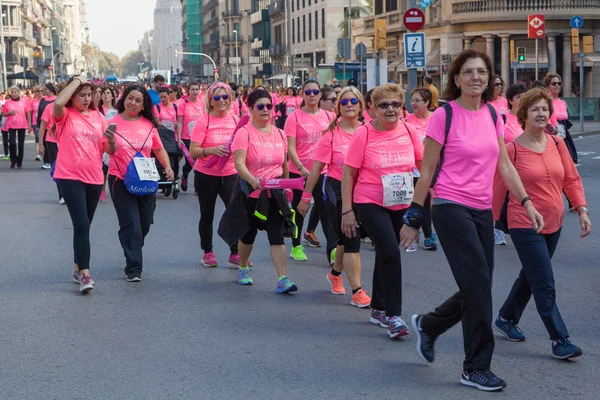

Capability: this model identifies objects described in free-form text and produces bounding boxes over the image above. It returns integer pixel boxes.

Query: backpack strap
[173,103,178,117]
[238,98,242,118]
[156,104,161,115]
[486,103,498,126]
[431,103,453,185]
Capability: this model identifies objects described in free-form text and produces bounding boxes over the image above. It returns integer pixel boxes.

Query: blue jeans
[499,228,569,340]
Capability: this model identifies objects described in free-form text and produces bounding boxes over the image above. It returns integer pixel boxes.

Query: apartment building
[152,0,183,72]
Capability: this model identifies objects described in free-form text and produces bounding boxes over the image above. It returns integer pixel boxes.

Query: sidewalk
[570,121,600,136]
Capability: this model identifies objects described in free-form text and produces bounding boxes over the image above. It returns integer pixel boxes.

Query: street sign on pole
[355,43,366,58]
[570,16,583,29]
[417,0,434,10]
[404,33,426,69]
[403,8,425,32]
[337,38,351,59]
[528,15,545,39]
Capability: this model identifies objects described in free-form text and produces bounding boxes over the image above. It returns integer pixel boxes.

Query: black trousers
[327,178,360,253]
[421,204,495,372]
[2,130,8,156]
[194,171,238,254]
[290,173,330,252]
[306,206,320,232]
[356,203,405,317]
[58,179,103,271]
[109,175,156,275]
[47,142,62,199]
[414,177,433,238]
[181,139,193,180]
[8,128,25,166]
[500,228,569,340]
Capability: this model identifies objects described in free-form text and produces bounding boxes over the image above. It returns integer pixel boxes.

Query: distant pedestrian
[2,86,32,169]
[422,76,439,109]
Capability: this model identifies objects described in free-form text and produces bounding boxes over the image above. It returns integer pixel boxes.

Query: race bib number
[133,157,160,181]
[163,121,175,131]
[287,107,295,115]
[381,172,413,207]
[557,123,566,139]
[188,121,196,133]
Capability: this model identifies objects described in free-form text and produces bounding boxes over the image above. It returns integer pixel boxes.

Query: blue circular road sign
[570,16,583,29]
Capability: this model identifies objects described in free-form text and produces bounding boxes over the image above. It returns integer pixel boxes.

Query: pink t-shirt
[427,101,504,210]
[282,96,299,114]
[108,114,164,180]
[155,103,178,131]
[53,107,108,185]
[231,123,288,198]
[313,125,354,182]
[180,99,205,140]
[552,98,568,121]
[191,113,238,176]
[345,122,424,210]
[3,98,30,130]
[504,112,523,144]
[41,105,58,144]
[229,98,247,118]
[284,109,332,175]
[363,111,373,123]
[30,98,41,124]
[490,96,509,115]
[405,113,432,141]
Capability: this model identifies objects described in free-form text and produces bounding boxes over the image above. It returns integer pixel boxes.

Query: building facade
[152,0,183,72]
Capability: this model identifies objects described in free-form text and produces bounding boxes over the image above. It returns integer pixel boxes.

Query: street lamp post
[233,30,239,85]
[0,4,8,91]
[137,62,144,80]
[49,26,56,82]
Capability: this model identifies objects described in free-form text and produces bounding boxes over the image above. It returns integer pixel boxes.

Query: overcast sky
[85,0,155,57]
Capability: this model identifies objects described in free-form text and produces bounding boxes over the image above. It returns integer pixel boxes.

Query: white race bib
[381,172,413,207]
[133,157,160,181]
[287,107,295,115]
[557,123,566,139]
[188,121,196,133]
[163,121,175,131]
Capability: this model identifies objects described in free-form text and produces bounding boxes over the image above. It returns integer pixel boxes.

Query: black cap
[153,75,165,83]
[348,79,357,87]
[45,83,57,94]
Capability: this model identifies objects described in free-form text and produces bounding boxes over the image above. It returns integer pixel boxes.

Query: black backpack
[37,98,55,128]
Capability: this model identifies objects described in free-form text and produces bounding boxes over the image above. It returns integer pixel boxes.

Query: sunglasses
[340,98,359,106]
[495,83,504,87]
[324,97,337,102]
[304,89,320,96]
[213,94,229,101]
[255,103,273,111]
[377,101,402,109]
[550,82,562,86]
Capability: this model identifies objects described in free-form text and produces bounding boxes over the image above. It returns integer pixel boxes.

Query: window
[292,0,294,11]
[374,0,383,14]
[297,16,300,43]
[292,19,295,44]
[303,0,305,8]
[303,15,306,42]
[297,0,299,10]
[385,0,397,12]
[309,0,311,5]
[315,11,318,39]
[308,13,311,41]
[321,9,325,38]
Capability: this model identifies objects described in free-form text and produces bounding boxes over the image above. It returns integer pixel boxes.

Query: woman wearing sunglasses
[298,87,371,308]
[489,75,508,115]
[177,81,205,192]
[189,83,243,268]
[342,83,423,337]
[284,79,334,263]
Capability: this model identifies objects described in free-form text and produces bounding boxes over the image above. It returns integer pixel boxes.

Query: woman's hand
[524,203,544,233]
[297,200,311,217]
[37,144,45,156]
[579,212,592,238]
[400,225,419,251]
[103,124,116,143]
[341,211,359,238]
[250,177,262,191]
[165,168,174,181]
[299,166,310,178]
[210,145,229,157]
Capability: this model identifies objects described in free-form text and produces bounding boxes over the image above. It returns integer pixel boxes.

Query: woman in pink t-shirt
[52,76,112,294]
[489,75,509,116]
[284,79,334,262]
[177,81,205,192]
[2,86,32,168]
[400,50,543,392]
[298,86,371,308]
[341,83,423,338]
[362,89,376,124]
[282,87,299,115]
[227,89,297,293]
[31,86,43,160]
[107,84,173,282]
[189,82,241,268]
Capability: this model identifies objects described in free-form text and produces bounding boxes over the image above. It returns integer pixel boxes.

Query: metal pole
[49,27,55,82]
[234,31,239,84]
[22,40,26,83]
[513,62,517,85]
[375,50,380,86]
[535,38,539,81]
[0,0,9,91]
[579,53,584,133]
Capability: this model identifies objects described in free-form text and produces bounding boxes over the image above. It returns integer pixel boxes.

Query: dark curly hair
[116,84,157,127]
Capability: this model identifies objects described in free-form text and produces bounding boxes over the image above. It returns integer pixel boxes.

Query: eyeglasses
[460,68,489,77]
[409,98,424,104]
[324,97,337,103]
[340,98,359,106]
[34,90,43,93]
[377,101,402,109]
[495,82,504,87]
[213,94,229,101]
[550,81,562,86]
[304,89,320,96]
[255,103,273,111]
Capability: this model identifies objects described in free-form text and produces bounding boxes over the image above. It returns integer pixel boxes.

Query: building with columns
[359,0,600,98]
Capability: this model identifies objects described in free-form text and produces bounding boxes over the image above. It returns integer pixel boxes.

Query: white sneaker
[406,239,417,252]
[41,163,51,169]
[35,154,41,161]
[59,198,65,205]
[494,228,506,245]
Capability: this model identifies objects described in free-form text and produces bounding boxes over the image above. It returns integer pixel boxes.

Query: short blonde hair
[372,83,405,107]
[205,82,232,113]
[516,88,554,130]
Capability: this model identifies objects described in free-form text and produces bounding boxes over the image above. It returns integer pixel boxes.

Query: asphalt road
[1,138,599,400]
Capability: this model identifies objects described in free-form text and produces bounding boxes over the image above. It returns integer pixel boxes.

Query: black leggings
[58,179,103,271]
[290,172,330,249]
[414,177,432,238]
[2,130,8,156]
[182,139,193,180]
[8,128,25,166]
[327,178,360,253]
[47,142,62,199]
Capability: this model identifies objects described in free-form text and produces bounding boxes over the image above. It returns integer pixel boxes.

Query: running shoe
[494,228,506,245]
[79,275,94,293]
[460,369,507,392]
[237,268,253,285]
[10,163,15,169]
[350,289,371,308]
[276,276,298,293]
[552,338,583,360]
[406,239,417,252]
[326,271,346,295]
[494,315,525,342]
[35,154,41,161]
[202,252,218,267]
[423,234,438,251]
[125,273,142,282]
[59,198,65,205]
[41,163,51,169]
[17,164,22,169]
[290,245,308,261]
[302,231,321,247]
[228,254,253,268]
[72,272,95,285]
[388,316,409,339]
[412,314,435,362]
[3,156,8,161]
[181,177,188,192]
[369,309,388,328]
[99,191,107,202]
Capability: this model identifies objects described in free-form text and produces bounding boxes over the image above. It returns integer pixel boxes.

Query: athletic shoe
[494,228,506,245]
[350,289,371,308]
[10,163,15,169]
[79,275,94,293]
[181,177,188,192]
[329,249,336,265]
[99,191,107,202]
[290,245,308,261]
[125,273,142,282]
[35,154,41,161]
[370,309,389,328]
[237,268,253,285]
[72,272,95,285]
[423,234,438,251]
[41,163,51,169]
[406,239,417,252]
[3,156,8,161]
[460,369,507,392]
[16,164,22,169]
[326,271,346,295]
[388,316,409,339]
[276,276,298,293]
[494,315,525,342]
[412,314,435,362]
[552,338,583,360]
[228,254,253,268]
[59,198,65,205]
[302,231,321,247]
[202,252,218,267]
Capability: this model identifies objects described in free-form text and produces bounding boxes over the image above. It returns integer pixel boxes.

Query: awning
[6,71,39,80]
[574,54,600,67]
[387,61,400,71]
[266,73,301,81]
[425,42,440,70]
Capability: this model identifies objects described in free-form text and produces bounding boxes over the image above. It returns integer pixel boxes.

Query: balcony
[251,9,269,24]
[202,0,218,13]
[222,10,241,19]
[269,44,286,57]
[202,18,218,32]
[268,1,284,18]
[5,54,20,64]
[204,40,219,50]
[451,0,600,23]
[223,35,247,45]
[2,25,22,37]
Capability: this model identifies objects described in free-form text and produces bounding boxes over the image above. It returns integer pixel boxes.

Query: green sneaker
[3,156,8,161]
[237,267,253,285]
[329,249,336,265]
[290,245,308,261]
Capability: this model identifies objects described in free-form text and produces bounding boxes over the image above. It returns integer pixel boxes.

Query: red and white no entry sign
[404,8,425,32]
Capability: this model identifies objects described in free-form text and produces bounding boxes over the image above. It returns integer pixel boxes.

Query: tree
[120,50,146,77]
[338,0,373,38]
[98,52,121,76]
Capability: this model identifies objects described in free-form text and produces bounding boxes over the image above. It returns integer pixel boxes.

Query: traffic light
[572,29,580,54]
[374,19,387,50]
[583,36,594,54]
[510,40,515,62]
[517,47,526,62]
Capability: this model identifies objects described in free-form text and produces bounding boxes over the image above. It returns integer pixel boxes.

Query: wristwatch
[578,206,589,215]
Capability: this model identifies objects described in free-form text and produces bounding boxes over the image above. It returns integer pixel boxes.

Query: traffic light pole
[580,53,584,133]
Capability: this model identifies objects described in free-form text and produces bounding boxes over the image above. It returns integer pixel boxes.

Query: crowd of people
[0,49,593,393]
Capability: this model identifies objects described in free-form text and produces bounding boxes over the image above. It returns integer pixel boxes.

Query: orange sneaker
[351,289,371,308]
[326,271,346,295]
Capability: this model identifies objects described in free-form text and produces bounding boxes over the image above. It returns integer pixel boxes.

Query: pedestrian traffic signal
[374,19,387,50]
[517,47,526,62]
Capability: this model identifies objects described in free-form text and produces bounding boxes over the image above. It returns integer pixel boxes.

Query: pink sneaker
[202,252,218,267]
[228,254,253,268]
[99,191,107,201]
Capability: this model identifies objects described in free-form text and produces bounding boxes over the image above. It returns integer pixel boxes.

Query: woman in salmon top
[107,84,174,283]
[284,79,333,262]
[405,87,437,252]
[190,82,241,268]
[177,81,205,192]
[52,76,111,293]
[489,75,509,115]
[298,86,371,308]
[401,50,544,392]
[2,86,32,169]
[342,83,423,338]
